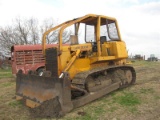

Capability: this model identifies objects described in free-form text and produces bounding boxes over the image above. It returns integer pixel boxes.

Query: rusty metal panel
[16,72,73,117]
[16,73,59,103]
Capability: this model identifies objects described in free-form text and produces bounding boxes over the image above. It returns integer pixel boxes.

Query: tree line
[0,17,71,55]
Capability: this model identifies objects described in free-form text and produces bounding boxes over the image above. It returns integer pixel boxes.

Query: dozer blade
[16,71,73,117]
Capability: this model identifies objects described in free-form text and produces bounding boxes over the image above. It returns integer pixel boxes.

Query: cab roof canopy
[78,14,116,25]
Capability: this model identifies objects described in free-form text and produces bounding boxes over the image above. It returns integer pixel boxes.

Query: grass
[113,92,141,106]
[65,103,106,120]
[0,68,13,79]
[132,60,160,67]
[0,82,13,87]
[140,88,155,94]
[108,106,117,112]
[0,67,12,72]
[111,91,141,114]
[154,96,160,100]
[64,91,142,120]
[8,100,23,107]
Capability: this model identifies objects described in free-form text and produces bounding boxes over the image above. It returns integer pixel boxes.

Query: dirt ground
[0,61,160,120]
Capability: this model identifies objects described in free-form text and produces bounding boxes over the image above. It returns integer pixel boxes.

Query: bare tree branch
[0,17,71,55]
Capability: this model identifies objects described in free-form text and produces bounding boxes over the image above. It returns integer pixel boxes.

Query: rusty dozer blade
[16,71,73,117]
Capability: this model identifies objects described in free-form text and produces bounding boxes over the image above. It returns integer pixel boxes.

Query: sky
[0,0,160,59]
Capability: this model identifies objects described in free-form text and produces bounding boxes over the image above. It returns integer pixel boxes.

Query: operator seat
[100,36,107,44]
[70,35,79,45]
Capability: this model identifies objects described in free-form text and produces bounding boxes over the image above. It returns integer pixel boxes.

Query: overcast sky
[0,0,160,59]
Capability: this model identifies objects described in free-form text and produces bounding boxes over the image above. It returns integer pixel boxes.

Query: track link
[71,65,136,98]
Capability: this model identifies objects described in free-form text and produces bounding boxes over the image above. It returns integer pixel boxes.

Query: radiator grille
[45,48,58,77]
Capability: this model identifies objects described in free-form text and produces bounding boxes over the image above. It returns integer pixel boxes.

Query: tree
[40,18,71,44]
[0,17,40,54]
[0,17,71,55]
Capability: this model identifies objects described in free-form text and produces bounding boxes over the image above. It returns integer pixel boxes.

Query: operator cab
[60,15,120,45]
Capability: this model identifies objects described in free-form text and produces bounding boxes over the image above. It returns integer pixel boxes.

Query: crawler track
[71,65,136,98]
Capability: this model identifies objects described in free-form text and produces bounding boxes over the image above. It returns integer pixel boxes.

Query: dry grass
[0,61,160,120]
[0,68,14,79]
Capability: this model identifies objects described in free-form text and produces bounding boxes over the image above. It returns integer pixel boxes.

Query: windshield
[107,20,119,40]
[85,19,120,42]
[85,25,95,42]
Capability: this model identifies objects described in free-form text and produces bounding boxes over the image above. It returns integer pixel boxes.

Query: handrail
[42,21,70,55]
[42,14,97,55]
[58,14,97,52]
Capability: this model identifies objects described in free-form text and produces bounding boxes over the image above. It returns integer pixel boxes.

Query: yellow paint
[64,49,81,72]
[59,47,71,75]
[42,14,128,79]
[70,43,92,52]
[68,58,90,79]
[97,16,101,57]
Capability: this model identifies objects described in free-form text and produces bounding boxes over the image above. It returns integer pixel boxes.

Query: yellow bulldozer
[16,14,136,117]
